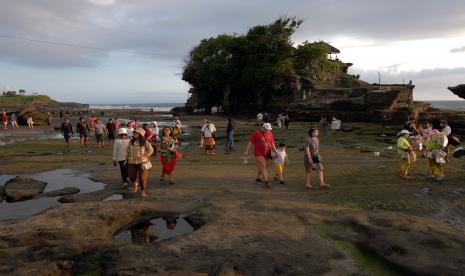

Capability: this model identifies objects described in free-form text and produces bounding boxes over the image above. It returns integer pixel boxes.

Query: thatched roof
[321,42,340,54]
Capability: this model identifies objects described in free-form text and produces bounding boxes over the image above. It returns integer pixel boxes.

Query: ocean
[89,101,465,112]
[89,103,184,112]
[428,101,465,111]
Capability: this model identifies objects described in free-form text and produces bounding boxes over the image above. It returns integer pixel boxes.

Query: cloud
[88,0,115,5]
[450,45,465,53]
[1,0,465,68]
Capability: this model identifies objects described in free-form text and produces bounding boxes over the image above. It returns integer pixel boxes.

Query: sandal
[319,184,331,189]
[305,185,313,190]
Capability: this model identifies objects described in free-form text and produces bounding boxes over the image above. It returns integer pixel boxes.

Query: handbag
[142,161,152,170]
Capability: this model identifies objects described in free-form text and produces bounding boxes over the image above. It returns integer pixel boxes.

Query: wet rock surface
[326,212,465,276]
[39,187,80,198]
[4,176,47,202]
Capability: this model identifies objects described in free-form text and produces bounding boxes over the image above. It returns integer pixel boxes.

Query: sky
[0,0,464,104]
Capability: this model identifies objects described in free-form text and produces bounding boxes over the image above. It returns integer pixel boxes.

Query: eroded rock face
[4,176,47,202]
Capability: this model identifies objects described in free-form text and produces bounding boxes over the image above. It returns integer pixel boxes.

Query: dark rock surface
[4,176,47,202]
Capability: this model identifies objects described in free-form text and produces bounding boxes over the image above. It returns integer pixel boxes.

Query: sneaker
[255,178,263,185]
[121,182,128,188]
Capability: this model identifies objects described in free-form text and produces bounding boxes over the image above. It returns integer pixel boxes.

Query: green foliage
[341,74,357,88]
[0,95,53,105]
[182,17,344,111]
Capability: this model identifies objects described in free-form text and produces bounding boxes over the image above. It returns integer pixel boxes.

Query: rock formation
[448,84,465,100]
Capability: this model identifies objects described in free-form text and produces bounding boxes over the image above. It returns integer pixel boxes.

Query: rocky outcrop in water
[4,176,47,202]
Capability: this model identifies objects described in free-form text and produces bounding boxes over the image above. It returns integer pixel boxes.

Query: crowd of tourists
[396,117,459,182]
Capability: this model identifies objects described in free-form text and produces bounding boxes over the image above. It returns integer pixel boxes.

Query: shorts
[96,134,104,142]
[80,133,88,139]
[275,164,284,175]
[304,155,323,172]
[108,133,115,140]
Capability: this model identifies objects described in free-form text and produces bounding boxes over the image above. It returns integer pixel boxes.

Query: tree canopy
[182,17,340,112]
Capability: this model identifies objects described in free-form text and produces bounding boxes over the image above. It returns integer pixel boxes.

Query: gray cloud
[1,0,465,68]
[451,46,465,53]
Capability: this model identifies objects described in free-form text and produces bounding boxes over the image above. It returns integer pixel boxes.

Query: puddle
[114,216,194,244]
[103,194,124,201]
[0,169,106,220]
[0,197,60,220]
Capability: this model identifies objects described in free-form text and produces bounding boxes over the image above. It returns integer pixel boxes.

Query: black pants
[118,161,128,183]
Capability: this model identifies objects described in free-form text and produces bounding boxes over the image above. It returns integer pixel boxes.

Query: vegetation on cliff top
[182,17,346,112]
[0,95,53,106]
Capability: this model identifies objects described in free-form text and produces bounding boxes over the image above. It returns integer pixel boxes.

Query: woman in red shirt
[244,123,277,188]
[2,112,8,130]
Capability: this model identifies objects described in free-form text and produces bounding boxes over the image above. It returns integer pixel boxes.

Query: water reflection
[114,216,193,244]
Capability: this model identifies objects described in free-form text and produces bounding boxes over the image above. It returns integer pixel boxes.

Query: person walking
[173,116,182,138]
[106,118,116,146]
[160,127,178,185]
[26,114,34,129]
[46,112,52,126]
[142,123,153,143]
[61,117,74,147]
[199,119,207,147]
[94,119,105,148]
[113,128,130,188]
[201,120,217,154]
[1,111,7,130]
[225,117,234,152]
[319,116,327,135]
[126,128,154,197]
[257,112,263,126]
[273,143,289,184]
[283,114,290,131]
[151,121,160,144]
[304,128,330,189]
[397,129,414,180]
[244,123,277,188]
[76,117,90,149]
[10,113,18,129]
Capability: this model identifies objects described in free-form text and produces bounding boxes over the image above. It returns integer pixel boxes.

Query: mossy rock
[4,176,47,202]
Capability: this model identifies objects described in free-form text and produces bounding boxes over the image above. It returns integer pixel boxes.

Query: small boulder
[42,187,80,197]
[4,176,47,202]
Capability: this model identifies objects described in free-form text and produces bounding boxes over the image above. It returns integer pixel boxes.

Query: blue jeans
[225,131,234,150]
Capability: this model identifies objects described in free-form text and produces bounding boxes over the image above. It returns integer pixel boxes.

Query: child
[397,130,414,180]
[274,143,289,184]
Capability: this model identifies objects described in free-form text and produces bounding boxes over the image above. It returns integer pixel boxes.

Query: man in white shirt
[440,120,452,135]
[201,120,217,154]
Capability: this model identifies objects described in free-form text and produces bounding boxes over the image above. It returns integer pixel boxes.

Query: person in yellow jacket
[397,130,414,180]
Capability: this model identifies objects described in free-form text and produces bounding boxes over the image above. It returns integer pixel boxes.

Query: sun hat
[262,123,272,131]
[397,129,411,136]
[134,128,146,137]
[118,128,128,135]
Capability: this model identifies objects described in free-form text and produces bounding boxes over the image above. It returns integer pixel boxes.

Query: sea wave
[89,103,183,112]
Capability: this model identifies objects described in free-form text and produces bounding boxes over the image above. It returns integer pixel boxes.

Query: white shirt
[274,148,288,165]
[173,120,182,128]
[442,126,451,136]
[331,120,341,130]
[201,123,216,138]
[257,113,263,120]
[113,139,130,161]
[151,126,159,136]
[127,127,134,137]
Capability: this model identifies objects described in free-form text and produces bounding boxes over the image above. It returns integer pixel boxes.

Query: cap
[397,129,411,136]
[262,123,272,131]
[118,128,128,135]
